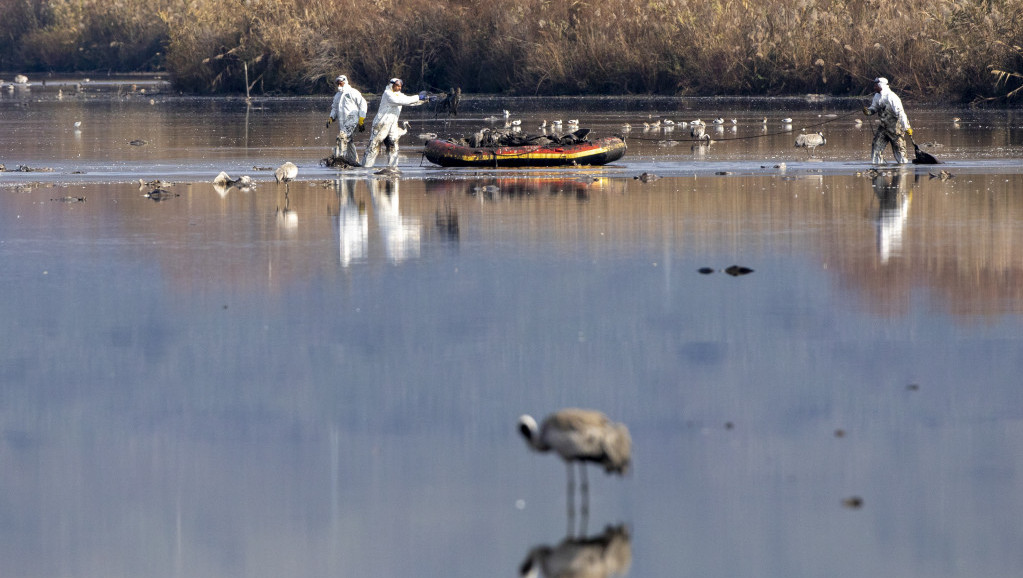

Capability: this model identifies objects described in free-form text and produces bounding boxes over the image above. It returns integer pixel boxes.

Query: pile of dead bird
[446,127,593,148]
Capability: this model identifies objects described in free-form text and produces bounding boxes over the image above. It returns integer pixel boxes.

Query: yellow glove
[326,117,333,128]
[906,127,913,136]
[862,106,872,116]
[358,117,366,132]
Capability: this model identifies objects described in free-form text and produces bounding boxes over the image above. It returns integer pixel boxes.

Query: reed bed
[2,0,1022,101]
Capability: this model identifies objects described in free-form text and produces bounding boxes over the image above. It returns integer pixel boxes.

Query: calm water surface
[2,86,1023,578]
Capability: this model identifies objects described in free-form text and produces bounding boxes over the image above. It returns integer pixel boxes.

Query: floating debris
[472,184,500,195]
[138,178,173,190]
[129,139,148,146]
[834,429,846,438]
[842,496,864,509]
[698,267,715,275]
[321,154,359,168]
[11,165,54,172]
[906,383,920,391]
[51,196,86,203]
[929,170,954,181]
[724,265,754,276]
[634,172,660,182]
[143,189,179,201]
[212,172,251,188]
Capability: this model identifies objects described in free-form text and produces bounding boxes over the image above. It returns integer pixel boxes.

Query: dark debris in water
[2,164,54,173]
[143,189,179,201]
[634,172,660,182]
[725,265,754,276]
[321,154,360,169]
[51,196,86,203]
[842,496,864,509]
[698,265,755,276]
[129,139,148,146]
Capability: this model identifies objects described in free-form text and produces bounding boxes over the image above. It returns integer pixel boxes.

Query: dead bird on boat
[455,127,591,148]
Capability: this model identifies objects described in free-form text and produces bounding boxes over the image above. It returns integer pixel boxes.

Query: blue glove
[418,90,428,100]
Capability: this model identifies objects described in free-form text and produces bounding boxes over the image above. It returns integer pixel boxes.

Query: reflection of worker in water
[873,169,912,263]
[366,176,421,262]
[326,75,368,166]
[363,78,430,168]
[334,177,368,267]
[863,77,913,165]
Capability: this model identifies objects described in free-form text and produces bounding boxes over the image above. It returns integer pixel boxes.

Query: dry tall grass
[3,0,1022,101]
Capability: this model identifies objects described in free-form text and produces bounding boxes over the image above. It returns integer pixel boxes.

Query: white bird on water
[519,408,631,515]
[275,162,298,183]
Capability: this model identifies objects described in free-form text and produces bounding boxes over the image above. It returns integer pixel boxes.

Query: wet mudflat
[2,87,1023,578]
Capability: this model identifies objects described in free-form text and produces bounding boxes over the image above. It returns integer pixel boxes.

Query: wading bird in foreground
[519,409,631,518]
[795,131,826,157]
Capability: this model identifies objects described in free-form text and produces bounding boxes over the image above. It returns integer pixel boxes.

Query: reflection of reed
[520,525,632,578]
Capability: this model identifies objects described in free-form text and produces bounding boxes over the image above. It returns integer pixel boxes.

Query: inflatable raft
[424,136,627,168]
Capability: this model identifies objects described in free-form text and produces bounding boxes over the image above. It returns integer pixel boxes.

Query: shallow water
[2,87,1023,578]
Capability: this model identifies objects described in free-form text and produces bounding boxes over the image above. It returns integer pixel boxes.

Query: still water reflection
[2,95,1023,578]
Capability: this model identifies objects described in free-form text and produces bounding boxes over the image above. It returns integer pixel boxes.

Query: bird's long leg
[566,462,576,533]
[579,464,590,524]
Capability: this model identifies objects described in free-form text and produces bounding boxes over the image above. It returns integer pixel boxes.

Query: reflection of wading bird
[520,525,632,578]
[519,409,631,519]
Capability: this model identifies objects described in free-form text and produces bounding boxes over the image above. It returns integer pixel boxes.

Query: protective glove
[418,90,428,100]
[862,106,872,116]
[358,117,366,132]
[428,95,439,102]
[906,127,913,136]
[326,117,334,128]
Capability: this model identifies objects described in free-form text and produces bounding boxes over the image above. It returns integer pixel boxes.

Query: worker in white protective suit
[863,77,913,164]
[363,78,432,168]
[326,75,369,166]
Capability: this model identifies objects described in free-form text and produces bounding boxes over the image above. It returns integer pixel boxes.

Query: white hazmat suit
[328,75,368,166]
[864,77,912,164]
[363,79,426,168]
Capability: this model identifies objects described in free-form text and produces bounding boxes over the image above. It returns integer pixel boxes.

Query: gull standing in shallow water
[519,408,631,517]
